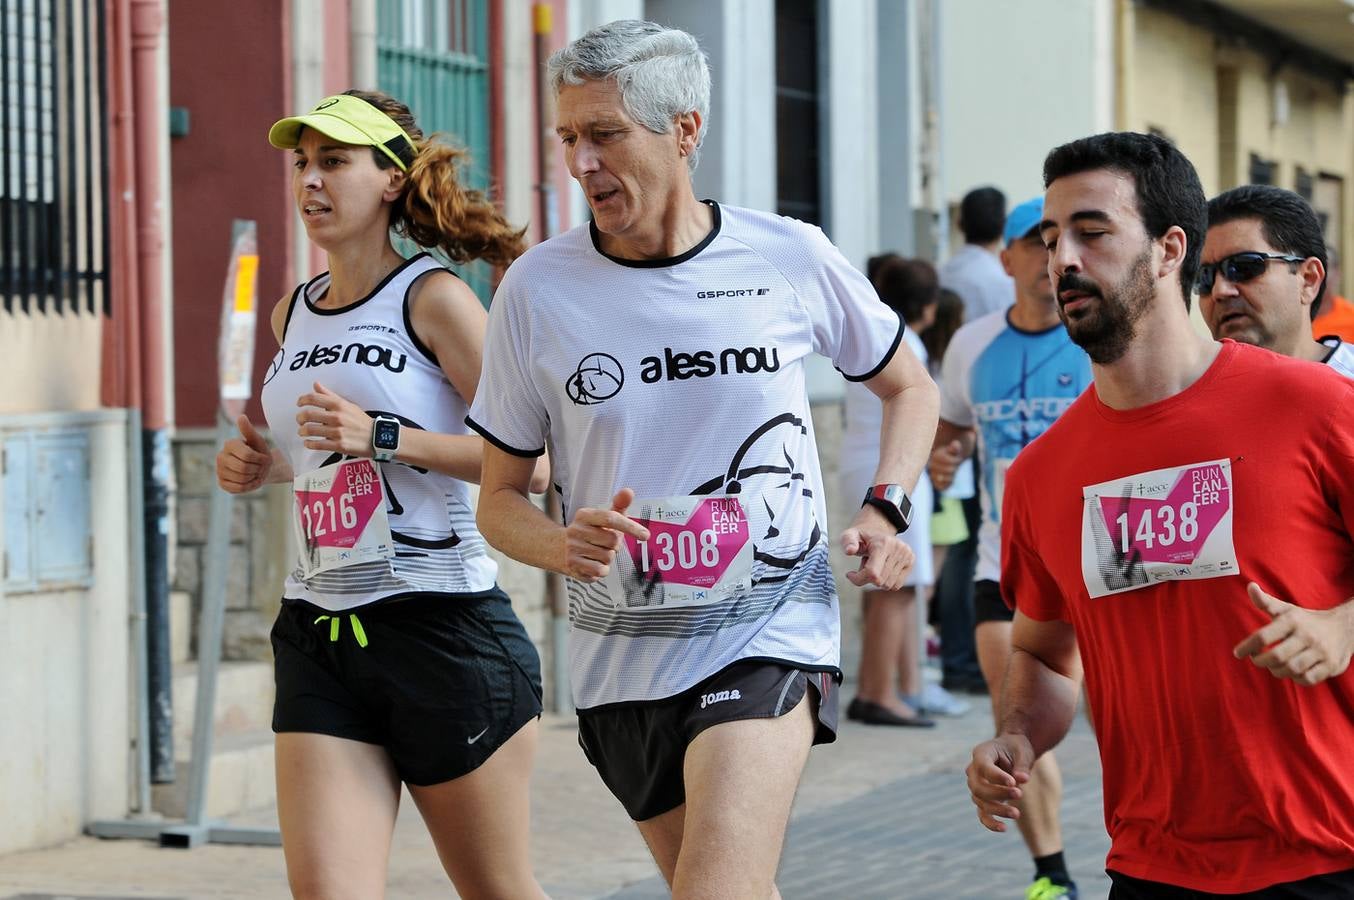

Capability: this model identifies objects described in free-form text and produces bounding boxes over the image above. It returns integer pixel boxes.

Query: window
[1249,153,1277,186]
[0,0,108,314]
[1313,174,1342,246]
[775,0,822,226]
[1294,167,1313,202]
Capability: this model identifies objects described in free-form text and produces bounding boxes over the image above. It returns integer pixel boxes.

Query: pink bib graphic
[1081,458,1238,598]
[292,459,395,578]
[295,460,386,550]
[623,497,750,587]
[604,496,755,609]
[1096,462,1229,564]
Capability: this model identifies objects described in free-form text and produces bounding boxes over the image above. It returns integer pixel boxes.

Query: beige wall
[1127,4,1354,269]
[0,312,102,414]
[0,411,132,853]
[942,0,1115,209]
[1127,7,1223,193]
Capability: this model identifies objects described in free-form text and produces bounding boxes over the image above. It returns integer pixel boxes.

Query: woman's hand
[216,415,273,493]
[296,382,377,458]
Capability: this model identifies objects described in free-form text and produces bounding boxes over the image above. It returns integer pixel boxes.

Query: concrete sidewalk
[0,697,1109,899]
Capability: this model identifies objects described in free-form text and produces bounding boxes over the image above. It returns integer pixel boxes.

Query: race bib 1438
[602,496,754,610]
[292,459,394,579]
[1080,458,1238,598]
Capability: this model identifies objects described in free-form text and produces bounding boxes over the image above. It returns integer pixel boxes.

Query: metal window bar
[63,0,74,313]
[96,0,108,316]
[16,1,31,311]
[377,0,491,303]
[0,0,107,315]
[2,6,13,307]
[36,0,50,310]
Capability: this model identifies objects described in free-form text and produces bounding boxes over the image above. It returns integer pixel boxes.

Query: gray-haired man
[467,19,938,898]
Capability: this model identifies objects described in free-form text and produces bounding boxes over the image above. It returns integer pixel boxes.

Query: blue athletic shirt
[938,309,1092,583]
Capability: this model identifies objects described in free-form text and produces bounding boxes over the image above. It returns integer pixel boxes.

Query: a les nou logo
[566,352,624,405]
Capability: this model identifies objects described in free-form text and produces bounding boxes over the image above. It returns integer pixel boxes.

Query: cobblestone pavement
[0,690,1110,899]
[605,720,1110,900]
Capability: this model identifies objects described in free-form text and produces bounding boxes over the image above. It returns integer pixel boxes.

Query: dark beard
[1058,248,1155,365]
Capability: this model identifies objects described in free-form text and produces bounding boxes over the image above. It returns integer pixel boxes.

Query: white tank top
[260,253,497,610]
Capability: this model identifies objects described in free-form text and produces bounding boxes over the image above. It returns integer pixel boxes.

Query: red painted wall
[168,1,293,427]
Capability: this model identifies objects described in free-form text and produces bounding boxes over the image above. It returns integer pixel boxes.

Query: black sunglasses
[1196,251,1305,294]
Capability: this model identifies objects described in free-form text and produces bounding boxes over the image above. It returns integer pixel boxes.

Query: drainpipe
[130,0,174,784]
[103,0,154,810]
[533,3,568,713]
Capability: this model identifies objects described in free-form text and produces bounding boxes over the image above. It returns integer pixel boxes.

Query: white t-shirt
[939,245,1012,321]
[1320,335,1354,379]
[841,327,934,587]
[469,202,904,708]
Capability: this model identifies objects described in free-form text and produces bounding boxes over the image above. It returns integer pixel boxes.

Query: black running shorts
[974,578,1015,624]
[575,659,840,822]
[271,588,542,786]
[1108,867,1354,899]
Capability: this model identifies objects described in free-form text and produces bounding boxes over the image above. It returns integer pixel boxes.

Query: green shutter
[378,0,492,303]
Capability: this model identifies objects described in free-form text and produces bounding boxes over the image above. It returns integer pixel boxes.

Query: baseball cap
[268,94,416,171]
[1003,196,1045,245]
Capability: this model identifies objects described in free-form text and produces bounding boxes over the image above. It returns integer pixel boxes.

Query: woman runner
[215,89,548,899]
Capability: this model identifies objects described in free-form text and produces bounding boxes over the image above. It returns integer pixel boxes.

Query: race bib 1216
[292,459,395,579]
[602,496,754,610]
[1080,458,1238,598]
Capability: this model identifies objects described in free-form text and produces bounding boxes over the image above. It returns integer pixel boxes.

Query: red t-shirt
[1001,340,1354,892]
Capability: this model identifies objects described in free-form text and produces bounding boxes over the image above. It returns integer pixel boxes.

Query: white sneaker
[910,682,971,717]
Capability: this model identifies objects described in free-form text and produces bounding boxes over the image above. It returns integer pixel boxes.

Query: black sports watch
[862,484,913,533]
[371,416,401,463]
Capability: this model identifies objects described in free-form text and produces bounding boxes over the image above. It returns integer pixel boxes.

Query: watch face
[878,484,906,506]
[373,419,400,450]
[867,484,912,529]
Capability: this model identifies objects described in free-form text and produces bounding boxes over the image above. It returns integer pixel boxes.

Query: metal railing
[0,0,108,315]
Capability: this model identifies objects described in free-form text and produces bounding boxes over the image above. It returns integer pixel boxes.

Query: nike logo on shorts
[467,725,490,745]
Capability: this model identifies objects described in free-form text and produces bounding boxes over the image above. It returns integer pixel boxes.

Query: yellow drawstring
[313,613,369,648]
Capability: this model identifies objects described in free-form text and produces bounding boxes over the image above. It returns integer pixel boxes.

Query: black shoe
[846,697,935,727]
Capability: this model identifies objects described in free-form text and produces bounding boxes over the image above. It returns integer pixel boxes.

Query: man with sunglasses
[1200,184,1354,378]
[967,132,1354,897]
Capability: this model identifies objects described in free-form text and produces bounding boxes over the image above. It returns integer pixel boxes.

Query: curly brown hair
[343,89,525,268]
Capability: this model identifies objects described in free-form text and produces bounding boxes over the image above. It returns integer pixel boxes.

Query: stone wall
[172,428,291,661]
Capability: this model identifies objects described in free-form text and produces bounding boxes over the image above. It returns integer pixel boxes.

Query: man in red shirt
[966,131,1354,897]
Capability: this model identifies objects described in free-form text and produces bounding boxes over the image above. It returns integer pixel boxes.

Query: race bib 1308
[602,496,755,610]
[1080,458,1238,598]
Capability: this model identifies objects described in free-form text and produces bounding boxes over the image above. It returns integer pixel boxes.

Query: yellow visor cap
[268,94,416,171]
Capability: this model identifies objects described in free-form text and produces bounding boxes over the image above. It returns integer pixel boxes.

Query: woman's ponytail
[343,89,526,268]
